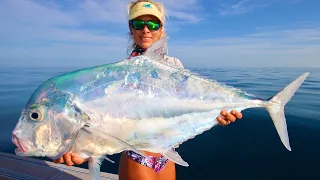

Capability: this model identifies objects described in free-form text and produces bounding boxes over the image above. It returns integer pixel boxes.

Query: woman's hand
[216,110,242,126]
[53,151,86,166]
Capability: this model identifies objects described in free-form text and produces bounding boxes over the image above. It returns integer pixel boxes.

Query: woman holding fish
[53,0,243,179]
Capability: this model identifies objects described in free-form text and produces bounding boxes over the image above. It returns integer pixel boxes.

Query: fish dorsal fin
[143,36,168,60]
[162,149,189,167]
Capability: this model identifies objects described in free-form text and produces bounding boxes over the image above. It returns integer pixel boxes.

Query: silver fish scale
[69,57,258,155]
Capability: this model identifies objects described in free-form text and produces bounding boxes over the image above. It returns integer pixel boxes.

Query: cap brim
[129,9,162,23]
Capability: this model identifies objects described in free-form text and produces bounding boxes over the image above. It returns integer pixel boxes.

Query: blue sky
[1,0,319,68]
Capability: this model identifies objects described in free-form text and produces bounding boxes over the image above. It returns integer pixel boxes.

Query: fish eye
[31,112,39,119]
[29,109,43,121]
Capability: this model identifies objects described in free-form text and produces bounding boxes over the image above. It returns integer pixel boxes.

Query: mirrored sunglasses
[130,19,162,31]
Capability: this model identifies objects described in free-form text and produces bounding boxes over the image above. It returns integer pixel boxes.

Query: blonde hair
[126,0,167,54]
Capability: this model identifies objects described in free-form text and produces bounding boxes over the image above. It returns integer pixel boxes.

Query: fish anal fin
[162,149,189,167]
[89,156,103,180]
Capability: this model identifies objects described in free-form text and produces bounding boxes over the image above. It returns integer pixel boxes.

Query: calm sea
[0,67,319,180]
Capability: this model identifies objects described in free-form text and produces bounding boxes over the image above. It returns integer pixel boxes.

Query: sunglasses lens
[131,20,145,30]
[131,20,161,31]
[147,21,161,31]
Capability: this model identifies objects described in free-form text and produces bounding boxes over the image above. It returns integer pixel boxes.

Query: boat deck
[0,152,118,180]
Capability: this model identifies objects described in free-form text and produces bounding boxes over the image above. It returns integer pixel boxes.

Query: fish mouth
[14,148,45,157]
[12,134,29,153]
[14,148,27,156]
[13,137,44,157]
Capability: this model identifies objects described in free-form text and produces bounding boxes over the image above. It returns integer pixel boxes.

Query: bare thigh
[157,160,176,180]
[118,152,157,180]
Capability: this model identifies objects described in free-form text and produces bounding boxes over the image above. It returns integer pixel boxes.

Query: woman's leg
[157,160,176,180]
[118,152,157,180]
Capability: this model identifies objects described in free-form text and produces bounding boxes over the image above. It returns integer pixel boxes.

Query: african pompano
[12,37,309,180]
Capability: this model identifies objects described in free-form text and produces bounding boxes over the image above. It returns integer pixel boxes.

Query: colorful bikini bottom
[125,150,168,173]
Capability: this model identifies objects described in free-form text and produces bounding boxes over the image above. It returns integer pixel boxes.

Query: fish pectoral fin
[81,125,148,159]
[162,149,189,167]
[89,156,103,180]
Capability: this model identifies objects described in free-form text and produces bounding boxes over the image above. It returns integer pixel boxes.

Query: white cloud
[0,0,204,43]
[218,0,277,16]
[75,0,128,23]
[198,28,320,46]
[0,0,129,43]
[217,0,305,16]
[0,0,206,65]
[159,0,203,22]
[1,0,318,68]
[0,0,78,26]
[160,0,199,10]
[169,27,320,67]
[166,11,201,23]
[0,0,205,67]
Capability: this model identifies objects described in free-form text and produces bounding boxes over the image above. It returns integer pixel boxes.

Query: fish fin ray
[89,156,103,180]
[162,149,189,167]
[82,125,148,158]
[266,72,309,151]
[103,155,115,163]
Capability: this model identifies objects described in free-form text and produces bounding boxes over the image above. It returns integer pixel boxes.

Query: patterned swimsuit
[125,46,169,173]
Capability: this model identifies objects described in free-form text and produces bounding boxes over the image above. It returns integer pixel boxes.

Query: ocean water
[0,66,319,180]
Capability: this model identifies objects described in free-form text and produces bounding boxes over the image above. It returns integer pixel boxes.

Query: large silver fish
[12,37,309,180]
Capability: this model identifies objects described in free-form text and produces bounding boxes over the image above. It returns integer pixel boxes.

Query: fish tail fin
[266,72,309,151]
